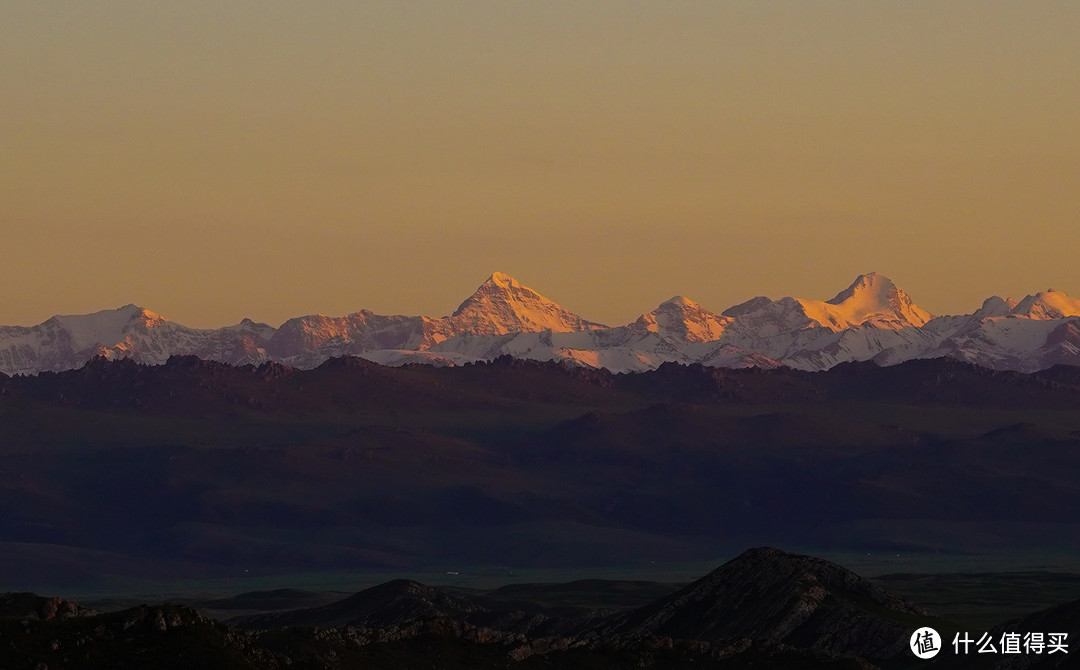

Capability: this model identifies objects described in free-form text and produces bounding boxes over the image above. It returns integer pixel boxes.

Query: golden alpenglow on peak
[798,273,933,330]
[484,271,522,290]
[449,272,607,336]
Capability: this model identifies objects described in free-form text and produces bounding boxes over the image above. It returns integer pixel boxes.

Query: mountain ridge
[2,272,1078,375]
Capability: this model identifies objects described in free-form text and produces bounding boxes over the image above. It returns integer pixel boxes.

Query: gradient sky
[2,2,1078,328]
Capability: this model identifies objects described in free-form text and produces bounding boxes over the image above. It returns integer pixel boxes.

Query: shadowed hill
[230,547,943,663]
[946,599,1080,669]
[603,547,938,661]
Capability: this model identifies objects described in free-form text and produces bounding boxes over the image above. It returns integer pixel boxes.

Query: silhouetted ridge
[315,354,382,371]
[233,579,483,630]
[0,592,95,620]
[6,355,1080,416]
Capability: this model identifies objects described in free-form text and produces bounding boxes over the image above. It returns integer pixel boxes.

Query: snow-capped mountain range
[2,271,1079,375]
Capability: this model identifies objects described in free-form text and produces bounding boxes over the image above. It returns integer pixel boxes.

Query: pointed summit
[450,272,606,336]
[798,273,932,330]
[826,272,896,306]
[484,271,521,290]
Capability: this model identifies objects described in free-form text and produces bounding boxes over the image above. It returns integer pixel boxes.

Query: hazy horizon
[3,2,1077,328]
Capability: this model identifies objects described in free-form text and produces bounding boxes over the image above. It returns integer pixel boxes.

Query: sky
[2,2,1078,328]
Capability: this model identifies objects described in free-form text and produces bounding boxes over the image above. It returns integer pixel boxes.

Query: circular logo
[910,627,942,659]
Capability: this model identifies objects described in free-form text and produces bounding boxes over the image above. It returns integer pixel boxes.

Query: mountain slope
[606,547,934,661]
[449,271,607,335]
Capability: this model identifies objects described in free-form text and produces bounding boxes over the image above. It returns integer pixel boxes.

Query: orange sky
[2,2,1078,328]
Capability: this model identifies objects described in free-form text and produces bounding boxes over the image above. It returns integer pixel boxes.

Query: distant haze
[2,2,1077,328]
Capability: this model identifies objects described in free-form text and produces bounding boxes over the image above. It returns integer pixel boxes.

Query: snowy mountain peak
[660,295,699,309]
[826,272,894,306]
[484,271,521,290]
[798,273,932,330]
[2,273,1078,376]
[450,273,606,335]
[50,304,160,351]
[973,296,1018,319]
[634,296,730,342]
[1011,289,1080,320]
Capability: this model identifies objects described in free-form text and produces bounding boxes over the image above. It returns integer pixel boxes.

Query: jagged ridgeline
[2,272,1079,375]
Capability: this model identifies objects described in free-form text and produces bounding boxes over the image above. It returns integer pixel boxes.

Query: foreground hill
[2,272,1079,374]
[0,548,957,669]
[602,547,931,661]
[232,547,939,664]
[7,547,1079,668]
